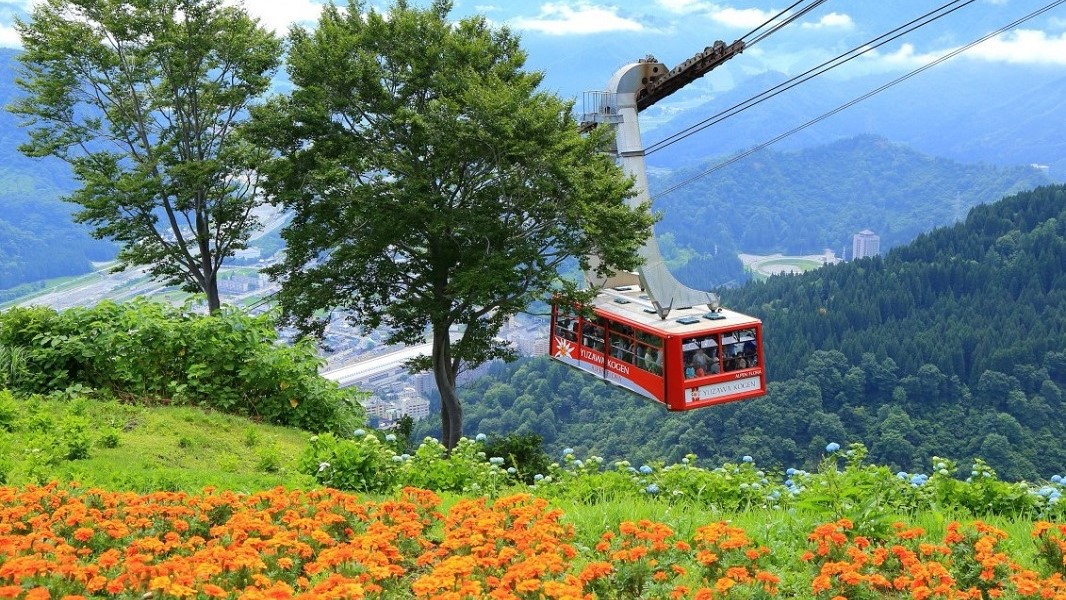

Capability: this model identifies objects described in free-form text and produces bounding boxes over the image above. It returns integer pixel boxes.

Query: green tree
[9,0,282,313]
[250,0,651,450]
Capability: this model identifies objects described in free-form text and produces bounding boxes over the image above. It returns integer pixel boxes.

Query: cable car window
[607,319,637,365]
[722,328,757,372]
[682,335,721,379]
[640,344,663,375]
[553,307,578,342]
[619,326,663,375]
[583,316,606,352]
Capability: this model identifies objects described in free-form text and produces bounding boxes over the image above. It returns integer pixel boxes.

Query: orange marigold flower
[25,588,50,600]
[578,562,613,582]
[756,570,780,592]
[725,566,751,582]
[801,551,815,562]
[696,550,719,566]
[202,584,227,598]
[1032,521,1054,537]
[812,574,832,594]
[653,571,669,583]
[715,577,736,593]
[670,586,690,599]
[0,587,20,599]
[85,576,107,593]
[945,523,965,545]
[72,527,93,542]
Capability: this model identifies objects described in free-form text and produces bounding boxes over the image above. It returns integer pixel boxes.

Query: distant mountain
[442,184,1066,481]
[649,134,1051,289]
[0,49,116,292]
[644,62,1066,178]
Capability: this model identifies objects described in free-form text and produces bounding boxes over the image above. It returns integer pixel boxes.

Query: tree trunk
[205,270,221,314]
[433,325,462,451]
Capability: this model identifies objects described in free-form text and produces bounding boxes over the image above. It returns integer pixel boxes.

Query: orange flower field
[2,482,1066,599]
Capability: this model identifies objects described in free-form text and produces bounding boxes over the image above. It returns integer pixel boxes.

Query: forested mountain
[650,135,1050,288]
[0,49,115,292]
[422,185,1066,482]
[643,62,1066,178]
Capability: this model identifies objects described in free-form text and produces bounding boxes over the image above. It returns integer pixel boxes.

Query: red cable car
[550,286,765,410]
[551,49,766,410]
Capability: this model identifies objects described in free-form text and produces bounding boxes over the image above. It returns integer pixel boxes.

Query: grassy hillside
[0,392,312,492]
[1,292,1064,597]
[2,396,1065,598]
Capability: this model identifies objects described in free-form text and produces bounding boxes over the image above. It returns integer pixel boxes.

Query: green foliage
[481,431,551,485]
[791,443,904,539]
[650,134,1050,289]
[403,437,509,495]
[9,0,283,312]
[0,299,363,433]
[299,432,400,494]
[249,0,651,449]
[444,185,1066,480]
[0,389,18,431]
[0,393,313,491]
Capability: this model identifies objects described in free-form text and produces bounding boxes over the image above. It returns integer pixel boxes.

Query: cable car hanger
[578,42,744,320]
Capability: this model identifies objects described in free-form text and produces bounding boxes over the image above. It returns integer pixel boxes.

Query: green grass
[0,392,314,493]
[0,390,1056,574]
[748,257,825,282]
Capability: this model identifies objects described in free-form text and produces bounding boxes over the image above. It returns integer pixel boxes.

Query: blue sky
[3,1,1065,102]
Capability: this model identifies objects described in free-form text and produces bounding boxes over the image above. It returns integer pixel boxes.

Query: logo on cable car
[688,376,762,403]
[554,336,574,359]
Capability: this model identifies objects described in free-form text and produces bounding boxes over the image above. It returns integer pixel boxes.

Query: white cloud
[866,29,1066,70]
[0,23,20,48]
[655,0,715,13]
[966,29,1066,65]
[872,43,946,68]
[229,0,325,34]
[801,12,853,30]
[510,3,643,35]
[710,7,777,29]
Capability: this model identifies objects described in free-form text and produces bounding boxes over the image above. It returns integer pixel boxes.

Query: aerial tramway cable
[741,0,831,47]
[650,0,1066,201]
[646,0,979,156]
[737,0,811,44]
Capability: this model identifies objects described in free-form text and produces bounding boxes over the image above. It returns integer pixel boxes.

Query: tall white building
[398,386,431,422]
[852,229,881,260]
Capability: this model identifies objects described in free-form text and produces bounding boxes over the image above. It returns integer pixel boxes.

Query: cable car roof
[586,285,761,337]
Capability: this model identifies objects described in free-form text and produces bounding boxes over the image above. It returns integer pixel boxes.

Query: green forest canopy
[415,184,1066,482]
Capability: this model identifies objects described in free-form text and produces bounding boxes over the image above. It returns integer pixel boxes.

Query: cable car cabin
[550,286,765,410]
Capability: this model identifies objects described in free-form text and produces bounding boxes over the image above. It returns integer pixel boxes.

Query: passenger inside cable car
[549,292,764,409]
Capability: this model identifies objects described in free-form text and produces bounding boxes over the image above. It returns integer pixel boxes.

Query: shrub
[0,390,18,431]
[480,431,551,484]
[402,437,509,495]
[299,432,400,494]
[0,300,364,433]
